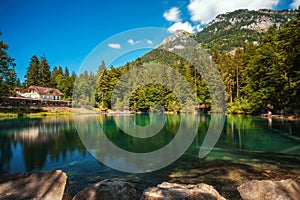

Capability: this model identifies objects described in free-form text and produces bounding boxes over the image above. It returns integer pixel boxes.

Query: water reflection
[75,113,199,173]
[210,115,300,156]
[0,117,86,172]
[0,114,299,175]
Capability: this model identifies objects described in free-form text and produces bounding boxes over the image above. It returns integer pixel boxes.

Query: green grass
[0,107,73,118]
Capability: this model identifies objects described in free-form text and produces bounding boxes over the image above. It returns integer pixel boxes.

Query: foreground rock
[238,179,300,200]
[72,179,138,200]
[141,182,226,200]
[0,170,70,200]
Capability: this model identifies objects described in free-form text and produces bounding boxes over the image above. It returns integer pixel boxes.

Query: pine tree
[242,26,287,112]
[50,66,63,88]
[25,55,40,86]
[61,66,73,99]
[0,32,16,97]
[16,78,21,87]
[277,7,300,111]
[40,56,51,87]
[64,66,69,77]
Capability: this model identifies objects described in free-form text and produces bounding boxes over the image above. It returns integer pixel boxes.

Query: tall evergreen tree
[0,32,16,97]
[40,56,51,87]
[277,7,300,110]
[60,66,72,99]
[15,78,21,87]
[64,66,69,77]
[25,55,40,86]
[50,66,63,88]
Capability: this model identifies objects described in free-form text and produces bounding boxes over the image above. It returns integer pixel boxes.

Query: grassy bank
[0,107,74,118]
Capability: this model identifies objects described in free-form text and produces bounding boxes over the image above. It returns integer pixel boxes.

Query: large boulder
[72,179,138,200]
[237,179,300,200]
[0,170,70,200]
[141,182,226,200]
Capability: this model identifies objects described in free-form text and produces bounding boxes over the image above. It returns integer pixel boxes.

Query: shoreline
[1,157,300,200]
[261,113,300,121]
[0,107,74,118]
[1,106,300,122]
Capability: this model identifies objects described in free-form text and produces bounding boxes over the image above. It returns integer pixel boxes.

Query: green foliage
[25,55,40,86]
[24,55,76,100]
[196,9,297,54]
[94,42,213,112]
[202,9,300,114]
[25,55,52,87]
[40,56,51,87]
[9,9,300,115]
[0,33,16,98]
[52,67,76,100]
[226,98,252,114]
[238,10,300,114]
[72,70,98,106]
[95,63,122,108]
[50,66,63,87]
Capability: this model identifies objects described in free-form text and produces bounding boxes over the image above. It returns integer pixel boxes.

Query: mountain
[141,9,297,61]
[140,30,196,66]
[195,9,298,53]
[158,30,196,49]
[93,8,299,113]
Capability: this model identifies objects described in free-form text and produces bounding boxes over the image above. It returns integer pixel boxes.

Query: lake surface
[0,114,300,199]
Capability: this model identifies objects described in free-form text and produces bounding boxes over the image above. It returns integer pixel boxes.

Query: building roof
[28,86,63,95]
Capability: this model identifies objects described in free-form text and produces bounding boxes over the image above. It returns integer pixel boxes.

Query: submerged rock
[72,179,138,200]
[237,179,300,200]
[0,170,70,200]
[141,182,226,200]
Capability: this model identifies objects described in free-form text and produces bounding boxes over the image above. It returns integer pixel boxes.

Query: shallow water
[0,114,299,199]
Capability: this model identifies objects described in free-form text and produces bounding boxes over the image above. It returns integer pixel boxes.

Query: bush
[227,98,252,114]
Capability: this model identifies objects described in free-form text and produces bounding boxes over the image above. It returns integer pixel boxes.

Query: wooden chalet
[1,86,71,107]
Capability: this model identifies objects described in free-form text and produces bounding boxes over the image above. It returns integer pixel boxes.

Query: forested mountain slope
[196,9,297,53]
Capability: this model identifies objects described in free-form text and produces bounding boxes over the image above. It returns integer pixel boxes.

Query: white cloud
[291,0,300,9]
[187,0,279,24]
[168,21,195,33]
[163,6,205,33]
[108,43,121,49]
[195,24,203,32]
[163,7,181,22]
[128,39,141,45]
[128,39,135,45]
[147,39,153,45]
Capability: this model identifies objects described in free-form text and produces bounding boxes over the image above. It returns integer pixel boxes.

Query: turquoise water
[0,114,299,196]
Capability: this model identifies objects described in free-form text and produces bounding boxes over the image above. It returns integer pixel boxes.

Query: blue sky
[0,0,298,82]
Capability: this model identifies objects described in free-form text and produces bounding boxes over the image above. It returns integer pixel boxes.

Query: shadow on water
[153,154,300,200]
[66,153,300,200]
[67,114,300,199]
[0,114,300,199]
